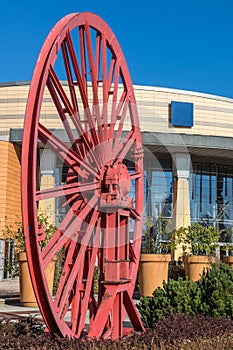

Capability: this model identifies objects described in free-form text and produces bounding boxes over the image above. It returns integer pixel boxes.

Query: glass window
[190,163,233,241]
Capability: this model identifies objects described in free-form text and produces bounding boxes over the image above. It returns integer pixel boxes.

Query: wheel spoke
[38,123,98,178]
[114,89,128,118]
[108,62,120,143]
[115,95,129,136]
[48,66,74,115]
[42,194,98,267]
[62,31,97,161]
[53,239,80,315]
[55,207,100,318]
[110,62,120,124]
[107,57,116,95]
[112,95,129,151]
[95,33,101,82]
[46,75,77,149]
[36,181,100,201]
[61,41,79,114]
[101,33,108,125]
[66,29,102,162]
[41,204,79,263]
[74,219,101,335]
[65,30,95,130]
[79,26,87,96]
[113,130,137,163]
[41,197,82,257]
[85,21,104,144]
[101,32,110,162]
[47,68,98,165]
[65,30,89,111]
[48,61,98,166]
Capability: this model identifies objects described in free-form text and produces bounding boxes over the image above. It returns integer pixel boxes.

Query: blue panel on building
[171,101,194,127]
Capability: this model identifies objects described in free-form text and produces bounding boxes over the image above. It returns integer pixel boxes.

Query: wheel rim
[22,12,144,338]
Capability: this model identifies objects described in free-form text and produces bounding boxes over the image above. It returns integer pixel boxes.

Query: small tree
[2,214,56,277]
[141,216,172,254]
[172,223,220,256]
[3,213,56,252]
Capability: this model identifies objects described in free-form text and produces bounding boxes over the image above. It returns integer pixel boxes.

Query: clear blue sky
[1,0,233,98]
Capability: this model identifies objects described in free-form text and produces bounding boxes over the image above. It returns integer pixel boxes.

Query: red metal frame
[22,12,144,339]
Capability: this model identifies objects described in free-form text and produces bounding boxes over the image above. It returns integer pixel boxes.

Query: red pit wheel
[22,12,144,339]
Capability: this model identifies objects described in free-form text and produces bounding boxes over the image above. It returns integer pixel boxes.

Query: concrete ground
[0,278,40,316]
[0,277,19,297]
[0,278,138,327]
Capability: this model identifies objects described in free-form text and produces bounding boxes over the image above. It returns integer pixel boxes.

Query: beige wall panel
[1,82,233,139]
[133,87,233,136]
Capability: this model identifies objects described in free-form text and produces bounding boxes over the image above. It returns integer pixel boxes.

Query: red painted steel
[22,12,144,339]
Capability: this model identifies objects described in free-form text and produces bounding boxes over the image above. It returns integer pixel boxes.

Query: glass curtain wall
[126,157,173,220]
[55,158,68,226]
[144,159,172,220]
[190,163,233,242]
[140,157,173,253]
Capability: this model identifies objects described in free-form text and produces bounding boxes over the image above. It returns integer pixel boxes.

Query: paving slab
[0,278,140,330]
[0,278,20,297]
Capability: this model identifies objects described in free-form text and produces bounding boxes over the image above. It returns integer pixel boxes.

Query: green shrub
[137,278,201,327]
[137,263,233,327]
[198,263,233,318]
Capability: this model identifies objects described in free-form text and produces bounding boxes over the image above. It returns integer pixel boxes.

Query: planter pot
[17,252,57,307]
[185,255,217,281]
[139,254,171,297]
[222,256,233,269]
[182,255,189,277]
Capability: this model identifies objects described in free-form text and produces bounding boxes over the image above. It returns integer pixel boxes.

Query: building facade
[1,81,233,277]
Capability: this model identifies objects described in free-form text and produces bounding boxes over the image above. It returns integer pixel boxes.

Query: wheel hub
[100,162,132,208]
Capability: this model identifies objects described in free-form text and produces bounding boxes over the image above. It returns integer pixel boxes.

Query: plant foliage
[2,213,56,252]
[1,314,233,349]
[137,263,233,327]
[2,214,56,277]
[137,277,202,327]
[198,262,233,318]
[172,223,220,256]
[141,216,172,254]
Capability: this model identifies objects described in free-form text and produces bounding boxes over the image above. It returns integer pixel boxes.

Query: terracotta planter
[139,254,171,297]
[17,252,57,307]
[222,256,233,269]
[185,255,217,281]
[183,255,189,277]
